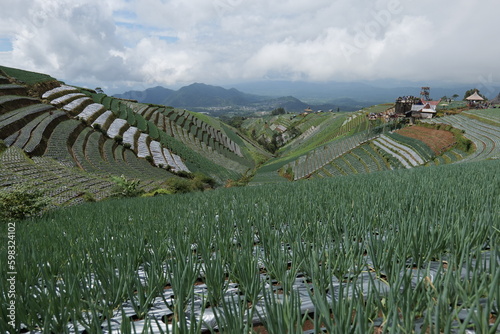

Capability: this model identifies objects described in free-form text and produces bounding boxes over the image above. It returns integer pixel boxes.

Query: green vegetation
[0,160,498,332]
[463,88,487,100]
[0,184,50,221]
[0,65,56,85]
[271,107,286,115]
[463,108,500,127]
[418,122,474,153]
[1,65,500,333]
[110,175,144,198]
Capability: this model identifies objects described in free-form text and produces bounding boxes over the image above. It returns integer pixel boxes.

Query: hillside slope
[246,105,499,184]
[0,65,263,204]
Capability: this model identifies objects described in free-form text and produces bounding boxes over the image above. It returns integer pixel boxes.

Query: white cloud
[0,0,499,93]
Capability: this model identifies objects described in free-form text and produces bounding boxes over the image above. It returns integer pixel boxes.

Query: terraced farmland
[0,65,266,198]
[1,64,499,333]
[422,114,500,162]
[395,126,456,155]
[1,159,498,333]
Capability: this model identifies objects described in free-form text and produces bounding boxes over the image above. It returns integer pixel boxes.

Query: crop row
[1,159,498,333]
[286,130,378,180]
[422,114,500,161]
[41,86,191,173]
[0,146,115,205]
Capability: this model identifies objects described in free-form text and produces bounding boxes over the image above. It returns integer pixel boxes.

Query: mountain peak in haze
[115,83,266,108]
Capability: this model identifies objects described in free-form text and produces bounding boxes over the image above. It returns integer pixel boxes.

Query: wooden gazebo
[466,91,484,107]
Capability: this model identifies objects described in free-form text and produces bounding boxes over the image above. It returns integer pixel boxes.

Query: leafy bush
[110,175,144,198]
[192,172,216,187]
[175,170,193,178]
[0,185,50,222]
[142,188,173,197]
[165,178,195,194]
[82,192,96,202]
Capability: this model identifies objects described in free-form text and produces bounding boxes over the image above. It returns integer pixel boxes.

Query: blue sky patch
[159,36,179,43]
[0,38,12,52]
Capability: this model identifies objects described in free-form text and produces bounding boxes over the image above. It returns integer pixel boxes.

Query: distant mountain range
[113,83,372,113]
[114,81,500,114]
[115,83,263,107]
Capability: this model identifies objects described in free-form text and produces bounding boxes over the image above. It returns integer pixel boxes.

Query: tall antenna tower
[420,87,430,101]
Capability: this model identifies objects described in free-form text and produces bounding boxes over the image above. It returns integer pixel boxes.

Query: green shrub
[110,175,144,198]
[82,192,96,202]
[114,135,123,143]
[0,184,50,222]
[165,178,194,194]
[176,170,193,178]
[192,172,216,187]
[142,188,173,197]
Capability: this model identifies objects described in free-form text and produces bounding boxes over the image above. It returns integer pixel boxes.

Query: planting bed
[1,160,498,333]
[395,126,456,155]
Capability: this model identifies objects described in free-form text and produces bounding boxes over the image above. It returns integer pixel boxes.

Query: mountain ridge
[113,83,369,113]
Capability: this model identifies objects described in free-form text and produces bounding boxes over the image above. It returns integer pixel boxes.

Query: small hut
[466,91,485,107]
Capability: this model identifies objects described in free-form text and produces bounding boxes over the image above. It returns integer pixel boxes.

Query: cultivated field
[1,65,500,333]
[1,160,499,333]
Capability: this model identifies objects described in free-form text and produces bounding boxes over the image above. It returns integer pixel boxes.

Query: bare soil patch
[396,126,456,154]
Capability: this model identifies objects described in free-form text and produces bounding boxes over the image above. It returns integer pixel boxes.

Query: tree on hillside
[463,88,487,101]
[452,94,459,101]
[271,107,286,115]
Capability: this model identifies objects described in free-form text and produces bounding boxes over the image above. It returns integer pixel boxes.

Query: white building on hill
[411,99,440,119]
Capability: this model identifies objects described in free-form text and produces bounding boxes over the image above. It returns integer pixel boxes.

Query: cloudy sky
[0,0,498,94]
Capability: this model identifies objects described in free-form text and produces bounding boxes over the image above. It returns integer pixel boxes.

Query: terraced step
[91,110,115,131]
[0,104,54,139]
[107,118,129,139]
[42,85,79,100]
[123,149,175,180]
[62,97,93,116]
[71,127,101,173]
[76,103,106,123]
[137,133,151,158]
[0,144,117,206]
[43,119,82,165]
[51,93,86,107]
[378,134,424,166]
[123,126,140,150]
[373,139,412,169]
[149,140,168,168]
[0,95,39,113]
[12,112,52,149]
[172,153,190,173]
[0,84,27,96]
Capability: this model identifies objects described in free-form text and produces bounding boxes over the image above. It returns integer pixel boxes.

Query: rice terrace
[0,64,499,334]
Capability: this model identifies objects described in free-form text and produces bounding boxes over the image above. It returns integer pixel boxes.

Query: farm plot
[463,108,500,124]
[373,135,425,167]
[0,146,114,205]
[286,131,378,180]
[2,160,498,334]
[395,126,455,155]
[422,114,500,161]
